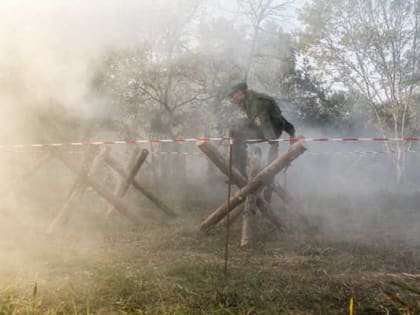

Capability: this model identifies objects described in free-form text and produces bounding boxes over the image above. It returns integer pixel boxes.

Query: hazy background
[0,0,419,288]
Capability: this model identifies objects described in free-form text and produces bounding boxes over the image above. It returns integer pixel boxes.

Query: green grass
[1,195,420,314]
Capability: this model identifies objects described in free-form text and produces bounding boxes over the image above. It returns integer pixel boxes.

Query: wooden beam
[217,204,244,228]
[241,147,260,248]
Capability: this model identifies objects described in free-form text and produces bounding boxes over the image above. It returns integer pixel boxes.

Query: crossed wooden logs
[197,140,310,245]
[47,146,176,233]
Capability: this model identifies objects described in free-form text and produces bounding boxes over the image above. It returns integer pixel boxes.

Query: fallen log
[200,140,307,230]
[104,150,177,218]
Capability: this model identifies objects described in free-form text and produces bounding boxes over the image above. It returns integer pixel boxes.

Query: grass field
[0,191,419,315]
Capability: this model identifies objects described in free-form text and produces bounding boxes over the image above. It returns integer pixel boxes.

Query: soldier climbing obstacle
[228,82,296,202]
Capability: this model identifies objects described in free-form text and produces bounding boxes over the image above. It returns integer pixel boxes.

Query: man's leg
[232,141,247,177]
[230,120,250,177]
[230,119,264,177]
[264,142,279,203]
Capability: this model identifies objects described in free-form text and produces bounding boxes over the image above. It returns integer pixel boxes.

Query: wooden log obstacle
[197,139,311,247]
[40,146,177,233]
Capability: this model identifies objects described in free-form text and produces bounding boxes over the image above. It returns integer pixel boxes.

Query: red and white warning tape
[152,150,418,156]
[0,136,419,150]
[2,148,418,156]
[307,150,418,156]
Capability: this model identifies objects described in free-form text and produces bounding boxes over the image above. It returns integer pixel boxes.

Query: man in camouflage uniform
[228,82,296,202]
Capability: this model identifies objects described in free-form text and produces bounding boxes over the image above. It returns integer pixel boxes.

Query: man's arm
[255,109,277,141]
[253,98,279,142]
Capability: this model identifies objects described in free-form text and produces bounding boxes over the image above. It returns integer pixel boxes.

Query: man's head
[229,82,247,104]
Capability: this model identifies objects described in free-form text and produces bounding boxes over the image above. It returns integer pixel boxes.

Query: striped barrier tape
[151,150,419,156]
[3,149,418,156]
[0,136,419,149]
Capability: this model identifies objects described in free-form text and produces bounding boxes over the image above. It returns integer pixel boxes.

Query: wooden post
[197,140,308,226]
[241,147,261,248]
[200,140,307,230]
[105,148,147,218]
[52,150,143,225]
[104,150,177,218]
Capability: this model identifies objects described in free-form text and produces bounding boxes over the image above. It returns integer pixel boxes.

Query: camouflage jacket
[239,90,284,139]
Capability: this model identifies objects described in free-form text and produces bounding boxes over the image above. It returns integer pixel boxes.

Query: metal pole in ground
[224,140,234,278]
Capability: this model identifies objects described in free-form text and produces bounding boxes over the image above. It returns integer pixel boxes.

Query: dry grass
[0,193,419,314]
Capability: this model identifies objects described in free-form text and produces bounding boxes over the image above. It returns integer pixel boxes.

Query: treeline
[26,0,420,180]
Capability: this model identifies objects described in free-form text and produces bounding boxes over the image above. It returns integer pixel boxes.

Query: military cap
[228,82,248,96]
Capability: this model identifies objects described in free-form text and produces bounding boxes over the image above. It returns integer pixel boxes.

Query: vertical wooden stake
[224,140,233,277]
[241,147,261,248]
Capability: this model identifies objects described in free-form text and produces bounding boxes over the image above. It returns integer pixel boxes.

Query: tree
[236,0,293,80]
[279,56,361,132]
[300,0,420,180]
